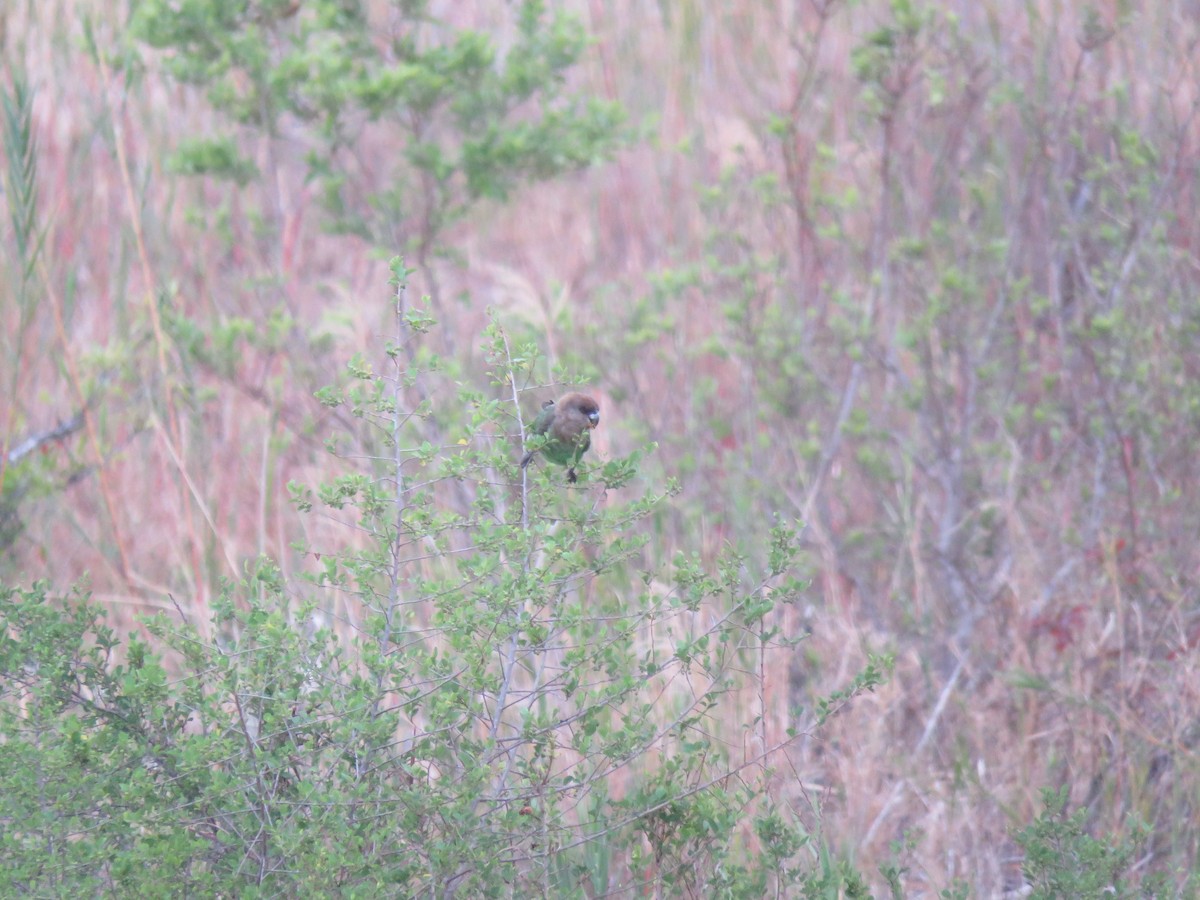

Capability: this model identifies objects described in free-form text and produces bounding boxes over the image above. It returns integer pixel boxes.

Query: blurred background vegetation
[2,0,1200,894]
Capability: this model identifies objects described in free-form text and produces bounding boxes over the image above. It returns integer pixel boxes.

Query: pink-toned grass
[4,0,1200,892]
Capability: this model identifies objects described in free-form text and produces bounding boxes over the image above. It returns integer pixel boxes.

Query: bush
[0,262,886,896]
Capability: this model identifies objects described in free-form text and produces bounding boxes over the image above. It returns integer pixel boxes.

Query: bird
[519,392,601,483]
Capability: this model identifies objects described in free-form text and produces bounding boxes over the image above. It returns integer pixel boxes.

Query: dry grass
[4,0,1200,893]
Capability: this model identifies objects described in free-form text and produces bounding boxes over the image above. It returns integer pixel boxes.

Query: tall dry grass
[4,0,1200,892]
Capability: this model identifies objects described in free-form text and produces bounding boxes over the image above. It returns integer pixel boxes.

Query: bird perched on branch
[520,392,601,484]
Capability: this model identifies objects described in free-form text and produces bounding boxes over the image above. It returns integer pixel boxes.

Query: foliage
[129,0,624,255]
[10,0,1200,893]
[0,263,885,896]
[1014,786,1170,899]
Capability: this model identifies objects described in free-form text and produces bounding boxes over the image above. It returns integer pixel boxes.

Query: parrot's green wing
[519,402,557,469]
[529,402,556,436]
